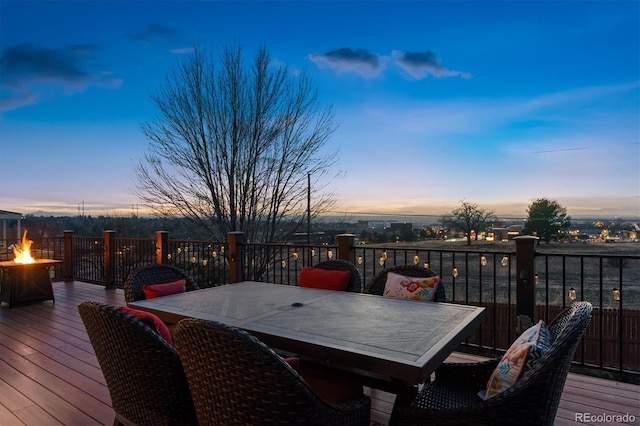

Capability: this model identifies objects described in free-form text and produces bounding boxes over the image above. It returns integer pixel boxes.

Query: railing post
[104,230,116,289]
[228,231,245,283]
[156,231,169,264]
[63,230,74,282]
[336,234,356,264]
[514,235,539,333]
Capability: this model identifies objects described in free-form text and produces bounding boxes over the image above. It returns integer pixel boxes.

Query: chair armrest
[434,358,500,388]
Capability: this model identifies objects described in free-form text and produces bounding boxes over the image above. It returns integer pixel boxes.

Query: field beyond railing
[6,230,639,383]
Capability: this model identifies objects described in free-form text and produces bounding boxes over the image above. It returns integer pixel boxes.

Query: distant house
[0,210,23,257]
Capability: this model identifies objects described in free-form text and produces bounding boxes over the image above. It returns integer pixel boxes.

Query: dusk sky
[1,1,639,219]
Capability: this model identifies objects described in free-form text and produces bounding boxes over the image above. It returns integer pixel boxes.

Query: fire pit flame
[13,230,36,264]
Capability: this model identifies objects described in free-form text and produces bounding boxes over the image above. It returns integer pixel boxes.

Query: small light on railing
[480,255,487,266]
[413,253,420,265]
[311,249,316,257]
[191,256,197,264]
[382,250,388,260]
[220,246,225,253]
[357,255,363,265]
[211,251,217,258]
[251,258,255,266]
[534,273,539,284]
[177,247,182,254]
[612,288,621,301]
[281,260,286,268]
[327,249,333,259]
[452,267,458,278]
[568,287,576,301]
[379,256,385,266]
[501,255,509,267]
[424,262,430,269]
[292,251,299,261]
[167,253,172,260]
[202,259,208,266]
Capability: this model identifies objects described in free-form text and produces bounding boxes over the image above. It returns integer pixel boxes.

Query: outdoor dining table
[129,281,486,411]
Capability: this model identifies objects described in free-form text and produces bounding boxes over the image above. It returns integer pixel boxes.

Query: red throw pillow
[142,278,187,299]
[299,267,351,291]
[284,357,300,371]
[120,306,174,346]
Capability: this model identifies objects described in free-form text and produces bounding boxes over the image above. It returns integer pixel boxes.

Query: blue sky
[1,1,638,218]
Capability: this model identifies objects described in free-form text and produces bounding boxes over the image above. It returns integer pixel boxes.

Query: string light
[357,255,363,265]
[480,255,487,266]
[452,267,459,278]
[327,249,333,259]
[568,287,576,301]
[501,255,509,267]
[612,288,621,301]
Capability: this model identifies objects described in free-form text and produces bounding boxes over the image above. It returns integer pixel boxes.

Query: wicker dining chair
[174,318,371,426]
[78,301,197,426]
[311,259,363,292]
[391,301,593,426]
[364,264,446,301]
[123,264,199,303]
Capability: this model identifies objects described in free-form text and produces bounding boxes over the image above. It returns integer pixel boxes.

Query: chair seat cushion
[480,319,552,400]
[142,278,187,299]
[383,272,440,301]
[299,267,351,291]
[120,306,174,346]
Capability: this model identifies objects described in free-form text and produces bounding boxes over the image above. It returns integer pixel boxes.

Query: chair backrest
[124,264,199,303]
[486,301,593,425]
[312,259,363,292]
[174,318,371,426]
[364,264,446,302]
[77,301,197,426]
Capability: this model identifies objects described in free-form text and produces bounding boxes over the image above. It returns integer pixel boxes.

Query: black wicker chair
[78,301,197,426]
[174,318,371,426]
[392,301,593,426]
[123,264,199,303]
[364,264,446,301]
[311,259,363,293]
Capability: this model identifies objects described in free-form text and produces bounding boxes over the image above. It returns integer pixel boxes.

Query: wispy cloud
[125,22,192,54]
[309,46,470,80]
[125,22,184,44]
[309,48,387,78]
[392,49,471,80]
[0,43,122,112]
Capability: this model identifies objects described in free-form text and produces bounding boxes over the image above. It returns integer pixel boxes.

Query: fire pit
[0,231,60,308]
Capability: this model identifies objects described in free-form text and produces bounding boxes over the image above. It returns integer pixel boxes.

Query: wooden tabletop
[129,281,486,385]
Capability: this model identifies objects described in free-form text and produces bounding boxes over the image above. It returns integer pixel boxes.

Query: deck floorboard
[0,280,637,425]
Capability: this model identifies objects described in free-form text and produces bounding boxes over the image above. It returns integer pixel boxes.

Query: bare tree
[441,200,495,245]
[134,45,338,245]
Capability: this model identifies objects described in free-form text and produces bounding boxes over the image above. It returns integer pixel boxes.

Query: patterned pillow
[142,278,187,299]
[480,319,552,400]
[299,267,351,291]
[383,272,440,301]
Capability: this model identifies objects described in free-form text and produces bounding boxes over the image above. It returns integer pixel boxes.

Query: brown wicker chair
[311,259,363,292]
[392,301,593,426]
[78,301,197,426]
[364,264,446,301]
[123,264,199,303]
[174,318,371,426]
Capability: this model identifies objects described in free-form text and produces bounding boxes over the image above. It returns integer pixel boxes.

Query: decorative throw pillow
[142,278,187,299]
[383,272,440,301]
[480,319,552,400]
[120,306,174,346]
[298,267,351,291]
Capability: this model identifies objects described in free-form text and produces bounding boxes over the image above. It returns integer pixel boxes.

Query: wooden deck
[0,281,638,425]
